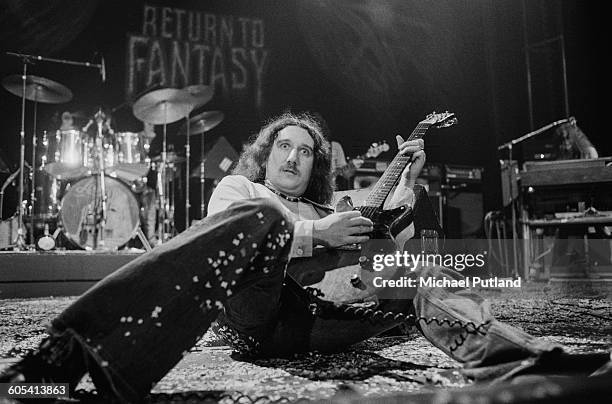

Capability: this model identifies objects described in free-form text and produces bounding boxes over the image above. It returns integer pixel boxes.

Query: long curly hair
[233,112,333,205]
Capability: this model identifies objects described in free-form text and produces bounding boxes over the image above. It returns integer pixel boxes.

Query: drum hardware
[29,116,38,246]
[94,109,110,249]
[181,84,214,227]
[133,88,194,244]
[37,223,58,251]
[178,110,224,219]
[4,51,102,250]
[2,71,72,250]
[150,152,186,164]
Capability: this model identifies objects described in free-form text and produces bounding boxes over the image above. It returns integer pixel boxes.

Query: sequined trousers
[35,198,557,402]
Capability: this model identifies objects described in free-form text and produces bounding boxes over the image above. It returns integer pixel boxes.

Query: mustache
[281,163,299,174]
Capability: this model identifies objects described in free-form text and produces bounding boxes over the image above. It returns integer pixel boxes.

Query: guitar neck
[360,122,431,212]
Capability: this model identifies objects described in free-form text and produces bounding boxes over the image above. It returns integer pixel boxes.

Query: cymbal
[132,88,194,125]
[150,152,186,164]
[184,84,214,109]
[178,111,224,136]
[2,75,72,104]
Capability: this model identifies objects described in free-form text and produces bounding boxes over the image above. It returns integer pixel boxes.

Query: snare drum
[44,130,88,180]
[60,176,140,250]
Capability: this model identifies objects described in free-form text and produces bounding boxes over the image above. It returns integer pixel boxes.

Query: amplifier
[443,165,484,238]
[445,165,483,184]
[354,159,389,175]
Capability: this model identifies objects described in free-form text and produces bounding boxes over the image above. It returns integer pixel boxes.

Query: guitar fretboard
[360,122,431,215]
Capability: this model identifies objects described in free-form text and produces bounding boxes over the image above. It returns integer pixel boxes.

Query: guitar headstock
[365,141,390,158]
[423,111,457,128]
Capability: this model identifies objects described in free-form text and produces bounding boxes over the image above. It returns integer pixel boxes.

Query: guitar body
[287,112,456,303]
[287,185,441,303]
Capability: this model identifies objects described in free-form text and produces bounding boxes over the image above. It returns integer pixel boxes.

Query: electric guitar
[287,112,457,303]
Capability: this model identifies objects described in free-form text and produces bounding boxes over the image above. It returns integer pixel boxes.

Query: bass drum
[60,176,140,250]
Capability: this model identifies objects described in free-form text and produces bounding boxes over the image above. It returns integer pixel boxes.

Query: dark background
[0,0,607,227]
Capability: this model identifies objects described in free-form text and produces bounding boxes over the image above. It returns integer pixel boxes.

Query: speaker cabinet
[444,188,484,238]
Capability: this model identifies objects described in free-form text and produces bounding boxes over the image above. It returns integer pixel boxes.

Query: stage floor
[0,289,609,401]
[0,250,142,298]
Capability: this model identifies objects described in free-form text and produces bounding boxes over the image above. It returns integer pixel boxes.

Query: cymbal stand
[200,130,206,218]
[13,59,30,249]
[157,103,168,244]
[95,110,108,249]
[184,115,191,228]
[6,51,104,250]
[28,88,39,246]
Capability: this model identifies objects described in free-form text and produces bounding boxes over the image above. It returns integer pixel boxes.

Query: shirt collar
[263,180,334,213]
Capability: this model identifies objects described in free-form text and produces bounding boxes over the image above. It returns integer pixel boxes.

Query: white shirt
[208,175,325,258]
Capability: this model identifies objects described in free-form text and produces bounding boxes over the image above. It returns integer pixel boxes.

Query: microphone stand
[497,117,573,279]
[5,51,104,250]
[5,52,103,74]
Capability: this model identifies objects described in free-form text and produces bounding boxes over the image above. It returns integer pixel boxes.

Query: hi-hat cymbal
[2,75,72,104]
[132,88,194,125]
[184,84,214,109]
[150,152,186,164]
[178,111,224,136]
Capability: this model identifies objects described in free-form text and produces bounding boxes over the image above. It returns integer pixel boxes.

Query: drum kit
[2,59,223,251]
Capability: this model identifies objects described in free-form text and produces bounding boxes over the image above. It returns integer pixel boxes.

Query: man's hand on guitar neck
[387,136,425,208]
[395,135,426,189]
[313,211,373,248]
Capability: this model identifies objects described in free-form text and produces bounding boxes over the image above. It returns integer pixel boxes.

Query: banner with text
[126,4,269,108]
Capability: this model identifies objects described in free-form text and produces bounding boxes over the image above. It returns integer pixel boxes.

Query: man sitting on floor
[2,112,607,402]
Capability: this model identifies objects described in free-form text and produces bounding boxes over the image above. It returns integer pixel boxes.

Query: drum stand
[157,103,169,244]
[199,132,206,218]
[94,111,108,249]
[133,228,152,251]
[5,51,103,250]
[184,115,191,228]
[28,90,39,246]
[13,59,30,250]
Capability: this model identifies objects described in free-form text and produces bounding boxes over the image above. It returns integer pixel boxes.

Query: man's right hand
[313,211,373,248]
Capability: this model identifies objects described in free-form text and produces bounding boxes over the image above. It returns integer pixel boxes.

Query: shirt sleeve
[208,175,317,259]
[207,175,254,216]
[289,219,314,258]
